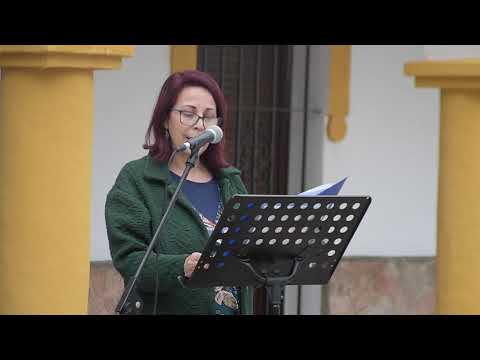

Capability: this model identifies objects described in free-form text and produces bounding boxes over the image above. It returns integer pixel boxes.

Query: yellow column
[0,45,134,314]
[405,60,480,314]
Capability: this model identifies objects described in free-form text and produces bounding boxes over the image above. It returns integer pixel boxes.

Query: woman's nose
[193,118,206,130]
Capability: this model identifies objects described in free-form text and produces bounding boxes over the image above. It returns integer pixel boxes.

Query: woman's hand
[184,252,202,278]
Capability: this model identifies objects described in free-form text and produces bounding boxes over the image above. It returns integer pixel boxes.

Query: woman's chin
[177,144,209,158]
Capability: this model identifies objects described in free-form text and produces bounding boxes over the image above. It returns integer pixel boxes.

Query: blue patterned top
[170,172,241,315]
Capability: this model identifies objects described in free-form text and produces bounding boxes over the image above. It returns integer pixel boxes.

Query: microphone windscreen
[207,125,223,144]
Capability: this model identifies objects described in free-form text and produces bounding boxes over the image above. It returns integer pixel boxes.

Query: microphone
[176,125,223,152]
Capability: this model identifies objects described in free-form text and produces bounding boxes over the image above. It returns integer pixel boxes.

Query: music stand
[182,194,371,315]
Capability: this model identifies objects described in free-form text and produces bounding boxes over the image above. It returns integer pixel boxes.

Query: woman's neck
[169,152,213,183]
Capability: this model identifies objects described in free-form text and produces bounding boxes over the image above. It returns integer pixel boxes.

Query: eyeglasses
[172,109,222,128]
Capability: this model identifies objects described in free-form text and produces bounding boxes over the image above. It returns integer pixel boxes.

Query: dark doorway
[198,45,293,314]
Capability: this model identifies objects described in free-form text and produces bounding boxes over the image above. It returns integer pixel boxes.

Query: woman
[105,70,253,315]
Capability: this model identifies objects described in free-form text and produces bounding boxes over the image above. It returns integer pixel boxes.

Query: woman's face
[166,86,218,157]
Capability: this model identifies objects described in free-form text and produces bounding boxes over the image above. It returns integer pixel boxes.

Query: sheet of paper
[299,177,347,196]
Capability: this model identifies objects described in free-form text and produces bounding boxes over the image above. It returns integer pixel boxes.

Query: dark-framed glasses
[172,109,222,128]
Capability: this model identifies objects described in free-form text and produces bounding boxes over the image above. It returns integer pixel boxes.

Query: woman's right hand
[184,252,202,278]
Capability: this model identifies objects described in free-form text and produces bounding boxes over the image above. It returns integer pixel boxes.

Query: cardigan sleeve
[105,165,188,294]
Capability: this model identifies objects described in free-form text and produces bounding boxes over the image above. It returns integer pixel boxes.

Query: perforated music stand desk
[184,194,371,315]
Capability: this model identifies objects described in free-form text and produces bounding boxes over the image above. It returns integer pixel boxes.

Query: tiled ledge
[325,257,435,315]
[88,261,123,315]
[89,257,436,315]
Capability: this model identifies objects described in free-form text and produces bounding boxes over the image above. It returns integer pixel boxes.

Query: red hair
[143,70,230,171]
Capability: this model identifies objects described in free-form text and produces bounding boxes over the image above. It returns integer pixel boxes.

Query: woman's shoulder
[119,155,150,175]
[112,155,156,190]
[118,154,167,179]
[216,166,247,194]
[216,165,242,179]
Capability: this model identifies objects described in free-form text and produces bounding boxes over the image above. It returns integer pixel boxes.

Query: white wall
[90,45,440,261]
[91,45,170,261]
[425,45,480,60]
[299,45,329,315]
[321,45,440,257]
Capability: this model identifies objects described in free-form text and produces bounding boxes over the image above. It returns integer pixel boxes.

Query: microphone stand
[115,146,201,315]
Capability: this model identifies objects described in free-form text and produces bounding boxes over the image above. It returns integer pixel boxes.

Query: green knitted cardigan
[105,154,253,315]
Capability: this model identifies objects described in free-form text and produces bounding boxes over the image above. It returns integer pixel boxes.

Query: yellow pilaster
[0,45,134,314]
[405,60,480,314]
[326,45,351,142]
[170,45,198,73]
